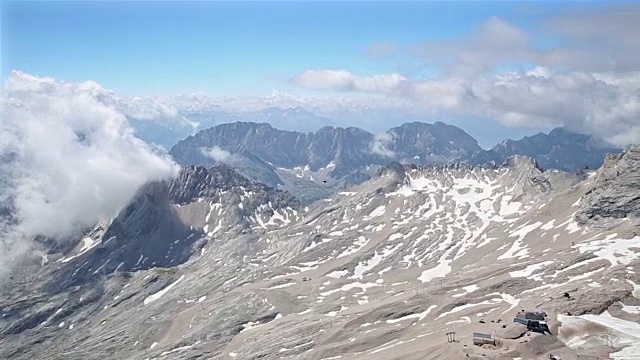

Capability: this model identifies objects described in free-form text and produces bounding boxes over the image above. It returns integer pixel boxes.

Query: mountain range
[169,120,621,202]
[120,101,620,176]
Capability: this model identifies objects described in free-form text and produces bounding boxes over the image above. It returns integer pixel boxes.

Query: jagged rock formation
[472,127,621,173]
[169,121,484,191]
[169,122,619,207]
[576,145,640,224]
[171,121,483,175]
[384,121,482,163]
[2,153,639,360]
[0,164,301,356]
[171,122,376,177]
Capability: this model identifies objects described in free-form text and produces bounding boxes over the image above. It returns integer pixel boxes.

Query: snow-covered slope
[1,154,639,360]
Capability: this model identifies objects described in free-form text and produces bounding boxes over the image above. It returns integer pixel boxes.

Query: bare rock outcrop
[576,146,640,224]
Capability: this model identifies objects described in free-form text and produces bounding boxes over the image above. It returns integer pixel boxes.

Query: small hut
[472,332,496,346]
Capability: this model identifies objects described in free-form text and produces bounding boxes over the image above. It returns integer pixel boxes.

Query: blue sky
[2,0,569,95]
[3,1,638,148]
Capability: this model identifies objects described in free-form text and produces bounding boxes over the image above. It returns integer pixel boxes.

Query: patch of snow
[565,221,581,234]
[509,261,554,281]
[437,300,500,318]
[351,243,402,279]
[160,345,194,356]
[267,282,296,290]
[326,270,349,279]
[279,340,314,353]
[291,261,319,273]
[497,221,542,260]
[336,236,369,258]
[338,191,357,196]
[59,236,101,263]
[319,282,380,297]
[566,268,604,283]
[540,219,555,231]
[453,284,479,298]
[558,312,640,359]
[628,280,640,299]
[386,305,437,323]
[550,257,601,277]
[303,237,334,253]
[240,320,265,333]
[620,303,640,315]
[575,235,640,267]
[417,248,453,283]
[144,275,185,305]
[368,206,386,218]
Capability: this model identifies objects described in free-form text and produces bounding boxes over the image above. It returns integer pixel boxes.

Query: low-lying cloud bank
[289,6,640,147]
[0,71,179,276]
[201,146,237,163]
[290,68,640,148]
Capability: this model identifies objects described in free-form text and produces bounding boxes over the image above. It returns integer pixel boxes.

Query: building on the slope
[472,332,496,346]
[513,310,550,334]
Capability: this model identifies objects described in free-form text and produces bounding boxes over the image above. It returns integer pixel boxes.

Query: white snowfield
[195,166,639,359]
[26,162,640,360]
[558,312,640,359]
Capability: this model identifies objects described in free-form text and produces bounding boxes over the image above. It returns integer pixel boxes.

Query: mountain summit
[474,127,621,172]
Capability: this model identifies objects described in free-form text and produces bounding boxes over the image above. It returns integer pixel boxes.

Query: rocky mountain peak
[386,122,482,163]
[375,162,415,177]
[479,126,622,172]
[167,164,300,215]
[503,154,544,173]
[170,121,482,183]
[38,165,300,289]
[576,145,640,224]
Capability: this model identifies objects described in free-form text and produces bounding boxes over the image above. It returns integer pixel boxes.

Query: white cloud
[411,7,640,75]
[288,67,640,147]
[117,96,199,131]
[172,6,640,143]
[540,4,640,72]
[370,132,396,158]
[201,146,235,162]
[165,90,424,134]
[0,71,179,276]
[290,69,407,93]
[271,6,635,146]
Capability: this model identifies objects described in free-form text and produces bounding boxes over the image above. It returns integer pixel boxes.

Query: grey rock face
[576,146,640,224]
[386,121,482,164]
[34,164,297,289]
[503,155,553,196]
[169,121,483,189]
[170,122,620,199]
[471,127,621,173]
